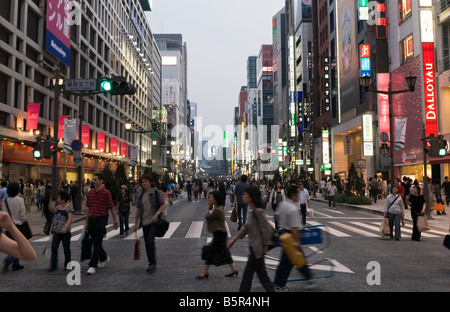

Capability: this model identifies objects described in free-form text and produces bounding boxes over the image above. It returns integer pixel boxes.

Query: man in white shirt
[297,181,310,226]
[327,181,338,209]
[320,179,326,198]
[274,185,315,291]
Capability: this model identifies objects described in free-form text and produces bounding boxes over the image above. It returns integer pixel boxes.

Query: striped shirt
[86,187,114,217]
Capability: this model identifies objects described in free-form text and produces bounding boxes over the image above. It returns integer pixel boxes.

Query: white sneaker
[87,267,96,275]
[97,256,110,268]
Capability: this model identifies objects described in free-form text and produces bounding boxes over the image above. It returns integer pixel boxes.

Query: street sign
[65,79,98,91]
[73,150,82,167]
[357,159,366,169]
[71,139,83,152]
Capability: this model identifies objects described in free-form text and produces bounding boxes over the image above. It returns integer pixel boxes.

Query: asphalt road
[1,195,449,293]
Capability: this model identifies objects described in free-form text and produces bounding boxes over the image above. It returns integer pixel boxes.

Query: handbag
[417,214,430,232]
[443,235,450,250]
[230,207,237,223]
[155,216,170,238]
[4,198,32,239]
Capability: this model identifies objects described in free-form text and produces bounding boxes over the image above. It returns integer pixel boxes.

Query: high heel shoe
[196,273,209,279]
[225,271,238,277]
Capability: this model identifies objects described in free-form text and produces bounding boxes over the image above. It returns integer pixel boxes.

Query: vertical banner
[63,118,77,154]
[377,73,390,146]
[82,125,90,146]
[58,116,69,139]
[26,103,41,130]
[422,42,438,137]
[45,0,71,66]
[110,137,118,154]
[121,142,128,157]
[97,132,105,151]
[395,117,408,150]
[343,135,351,155]
[130,146,138,165]
[322,129,330,164]
[362,114,374,156]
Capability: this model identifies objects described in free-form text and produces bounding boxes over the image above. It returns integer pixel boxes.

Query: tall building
[155,33,189,169]
[0,0,158,182]
[247,56,257,89]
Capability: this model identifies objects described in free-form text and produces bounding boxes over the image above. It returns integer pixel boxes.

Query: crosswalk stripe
[307,221,351,237]
[33,225,86,242]
[330,221,378,237]
[325,209,345,215]
[185,221,203,238]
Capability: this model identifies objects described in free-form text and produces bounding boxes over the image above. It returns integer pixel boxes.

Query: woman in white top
[384,186,405,240]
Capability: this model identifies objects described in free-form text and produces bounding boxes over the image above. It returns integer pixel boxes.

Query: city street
[1,194,449,292]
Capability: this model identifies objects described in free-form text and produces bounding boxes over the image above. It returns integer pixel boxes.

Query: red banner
[110,137,118,154]
[377,73,390,146]
[82,125,90,146]
[97,132,105,151]
[121,142,127,157]
[58,116,69,139]
[26,103,41,130]
[422,42,438,137]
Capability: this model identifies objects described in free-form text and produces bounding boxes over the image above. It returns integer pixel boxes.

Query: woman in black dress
[196,191,237,279]
[409,185,425,241]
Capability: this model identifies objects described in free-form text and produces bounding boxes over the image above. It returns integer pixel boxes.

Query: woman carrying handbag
[228,186,275,292]
[196,191,237,279]
[383,187,405,240]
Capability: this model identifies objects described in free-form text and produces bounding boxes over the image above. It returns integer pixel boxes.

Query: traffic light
[42,138,58,159]
[439,139,448,157]
[32,137,43,160]
[98,76,136,95]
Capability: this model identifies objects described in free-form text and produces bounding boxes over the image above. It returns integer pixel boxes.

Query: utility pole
[52,65,60,201]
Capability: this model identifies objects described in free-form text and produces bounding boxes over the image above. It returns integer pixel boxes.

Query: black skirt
[203,231,234,266]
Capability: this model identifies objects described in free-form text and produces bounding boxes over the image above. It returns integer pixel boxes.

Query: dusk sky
[146,0,285,133]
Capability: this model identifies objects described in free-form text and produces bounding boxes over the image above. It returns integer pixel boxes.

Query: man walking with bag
[273,185,315,291]
[135,175,167,273]
[84,173,119,275]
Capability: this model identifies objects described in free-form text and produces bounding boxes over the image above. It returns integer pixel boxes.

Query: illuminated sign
[420,10,434,43]
[324,57,330,112]
[377,73,390,146]
[322,129,330,164]
[358,0,369,21]
[361,58,371,71]
[422,42,438,137]
[360,44,370,58]
[376,0,387,39]
[362,114,373,156]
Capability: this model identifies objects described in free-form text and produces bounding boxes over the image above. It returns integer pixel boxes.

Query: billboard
[45,0,71,66]
[337,0,359,116]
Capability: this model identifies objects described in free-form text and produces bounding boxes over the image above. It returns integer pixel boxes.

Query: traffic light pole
[52,66,60,201]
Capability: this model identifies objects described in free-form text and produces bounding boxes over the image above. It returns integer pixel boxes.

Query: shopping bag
[43,235,52,260]
[433,203,445,212]
[379,218,390,237]
[134,240,140,261]
[417,215,430,232]
[280,232,306,268]
[443,235,450,250]
[230,207,237,223]
[80,230,92,261]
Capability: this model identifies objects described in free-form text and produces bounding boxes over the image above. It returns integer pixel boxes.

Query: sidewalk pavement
[310,194,450,232]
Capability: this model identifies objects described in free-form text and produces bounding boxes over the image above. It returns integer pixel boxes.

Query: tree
[115,163,128,188]
[103,163,119,203]
[345,163,359,195]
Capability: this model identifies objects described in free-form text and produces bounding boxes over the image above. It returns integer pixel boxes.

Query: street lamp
[360,73,417,181]
[125,122,154,179]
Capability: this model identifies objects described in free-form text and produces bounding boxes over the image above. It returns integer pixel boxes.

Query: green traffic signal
[33,149,42,159]
[100,80,112,92]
